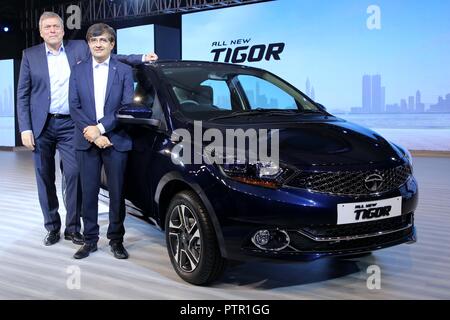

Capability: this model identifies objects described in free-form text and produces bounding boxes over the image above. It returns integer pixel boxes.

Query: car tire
[165,190,226,285]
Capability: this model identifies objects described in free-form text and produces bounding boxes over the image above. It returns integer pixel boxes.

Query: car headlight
[219,160,292,189]
[393,143,413,172]
[204,147,294,189]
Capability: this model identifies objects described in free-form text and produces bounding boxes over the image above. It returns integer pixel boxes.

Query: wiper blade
[208,109,299,121]
[298,109,324,114]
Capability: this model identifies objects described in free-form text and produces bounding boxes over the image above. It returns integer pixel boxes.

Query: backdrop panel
[0,59,15,147]
[182,0,450,151]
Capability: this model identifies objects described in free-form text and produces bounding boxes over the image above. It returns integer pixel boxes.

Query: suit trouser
[76,146,128,245]
[33,116,81,233]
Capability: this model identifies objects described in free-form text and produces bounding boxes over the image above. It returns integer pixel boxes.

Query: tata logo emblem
[365,174,384,192]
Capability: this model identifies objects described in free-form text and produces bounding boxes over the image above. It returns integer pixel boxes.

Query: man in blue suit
[69,23,134,259]
[17,12,157,247]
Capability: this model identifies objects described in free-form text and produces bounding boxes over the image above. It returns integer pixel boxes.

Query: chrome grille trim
[296,223,413,242]
[285,165,412,196]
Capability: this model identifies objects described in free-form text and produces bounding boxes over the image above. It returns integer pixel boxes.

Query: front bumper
[242,216,417,261]
[203,175,418,261]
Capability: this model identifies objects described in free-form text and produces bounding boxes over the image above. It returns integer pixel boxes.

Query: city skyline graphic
[305,74,450,114]
[182,0,450,112]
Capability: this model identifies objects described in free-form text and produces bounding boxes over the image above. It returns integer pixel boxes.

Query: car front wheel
[165,190,226,285]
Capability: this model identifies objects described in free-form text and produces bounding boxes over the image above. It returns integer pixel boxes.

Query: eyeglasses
[88,37,110,45]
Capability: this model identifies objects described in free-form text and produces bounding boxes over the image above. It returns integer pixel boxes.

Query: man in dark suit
[17,12,157,246]
[69,23,134,259]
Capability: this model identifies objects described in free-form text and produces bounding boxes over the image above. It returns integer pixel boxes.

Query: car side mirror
[117,103,161,128]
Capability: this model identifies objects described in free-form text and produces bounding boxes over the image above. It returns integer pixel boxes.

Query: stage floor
[0,150,449,299]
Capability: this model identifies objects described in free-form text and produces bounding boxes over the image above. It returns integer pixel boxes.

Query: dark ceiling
[0,0,24,29]
[0,1,72,24]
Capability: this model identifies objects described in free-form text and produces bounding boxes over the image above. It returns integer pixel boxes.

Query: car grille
[285,164,411,196]
[299,213,413,240]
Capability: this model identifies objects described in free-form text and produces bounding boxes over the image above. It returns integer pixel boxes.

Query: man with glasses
[69,23,135,259]
[17,12,157,247]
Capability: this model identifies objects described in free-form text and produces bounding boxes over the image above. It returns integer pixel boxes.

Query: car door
[122,67,170,220]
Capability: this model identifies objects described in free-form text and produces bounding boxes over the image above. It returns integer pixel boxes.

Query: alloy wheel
[168,204,202,272]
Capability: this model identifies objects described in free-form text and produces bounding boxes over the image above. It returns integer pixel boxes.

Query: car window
[163,67,235,114]
[134,84,155,108]
[236,75,297,110]
[161,66,321,120]
[169,76,233,113]
[201,79,232,110]
[134,70,155,109]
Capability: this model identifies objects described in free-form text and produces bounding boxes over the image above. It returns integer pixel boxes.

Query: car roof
[145,60,264,73]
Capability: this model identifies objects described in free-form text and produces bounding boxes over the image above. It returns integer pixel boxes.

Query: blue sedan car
[107,61,418,285]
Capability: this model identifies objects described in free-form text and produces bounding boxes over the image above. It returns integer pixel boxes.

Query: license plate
[337,196,402,225]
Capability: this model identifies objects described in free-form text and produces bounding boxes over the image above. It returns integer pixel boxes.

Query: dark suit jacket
[17,40,142,139]
[69,56,134,152]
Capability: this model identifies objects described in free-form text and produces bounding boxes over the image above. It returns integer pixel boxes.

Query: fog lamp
[253,230,270,246]
[251,229,290,251]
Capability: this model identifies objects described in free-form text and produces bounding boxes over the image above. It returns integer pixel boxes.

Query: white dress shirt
[92,56,111,134]
[47,43,71,115]
[21,43,71,135]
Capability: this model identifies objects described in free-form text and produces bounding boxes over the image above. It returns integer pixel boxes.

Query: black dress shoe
[73,243,97,259]
[64,231,84,245]
[110,243,129,259]
[44,230,60,246]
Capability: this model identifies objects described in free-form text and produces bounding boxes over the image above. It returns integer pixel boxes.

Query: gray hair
[39,11,64,30]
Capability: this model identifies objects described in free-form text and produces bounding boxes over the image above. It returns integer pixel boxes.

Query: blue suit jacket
[17,40,142,139]
[69,56,134,152]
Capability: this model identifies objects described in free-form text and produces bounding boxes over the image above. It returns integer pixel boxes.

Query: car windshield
[159,64,322,121]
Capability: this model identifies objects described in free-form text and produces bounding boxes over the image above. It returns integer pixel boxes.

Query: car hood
[201,117,404,168]
[275,119,402,167]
